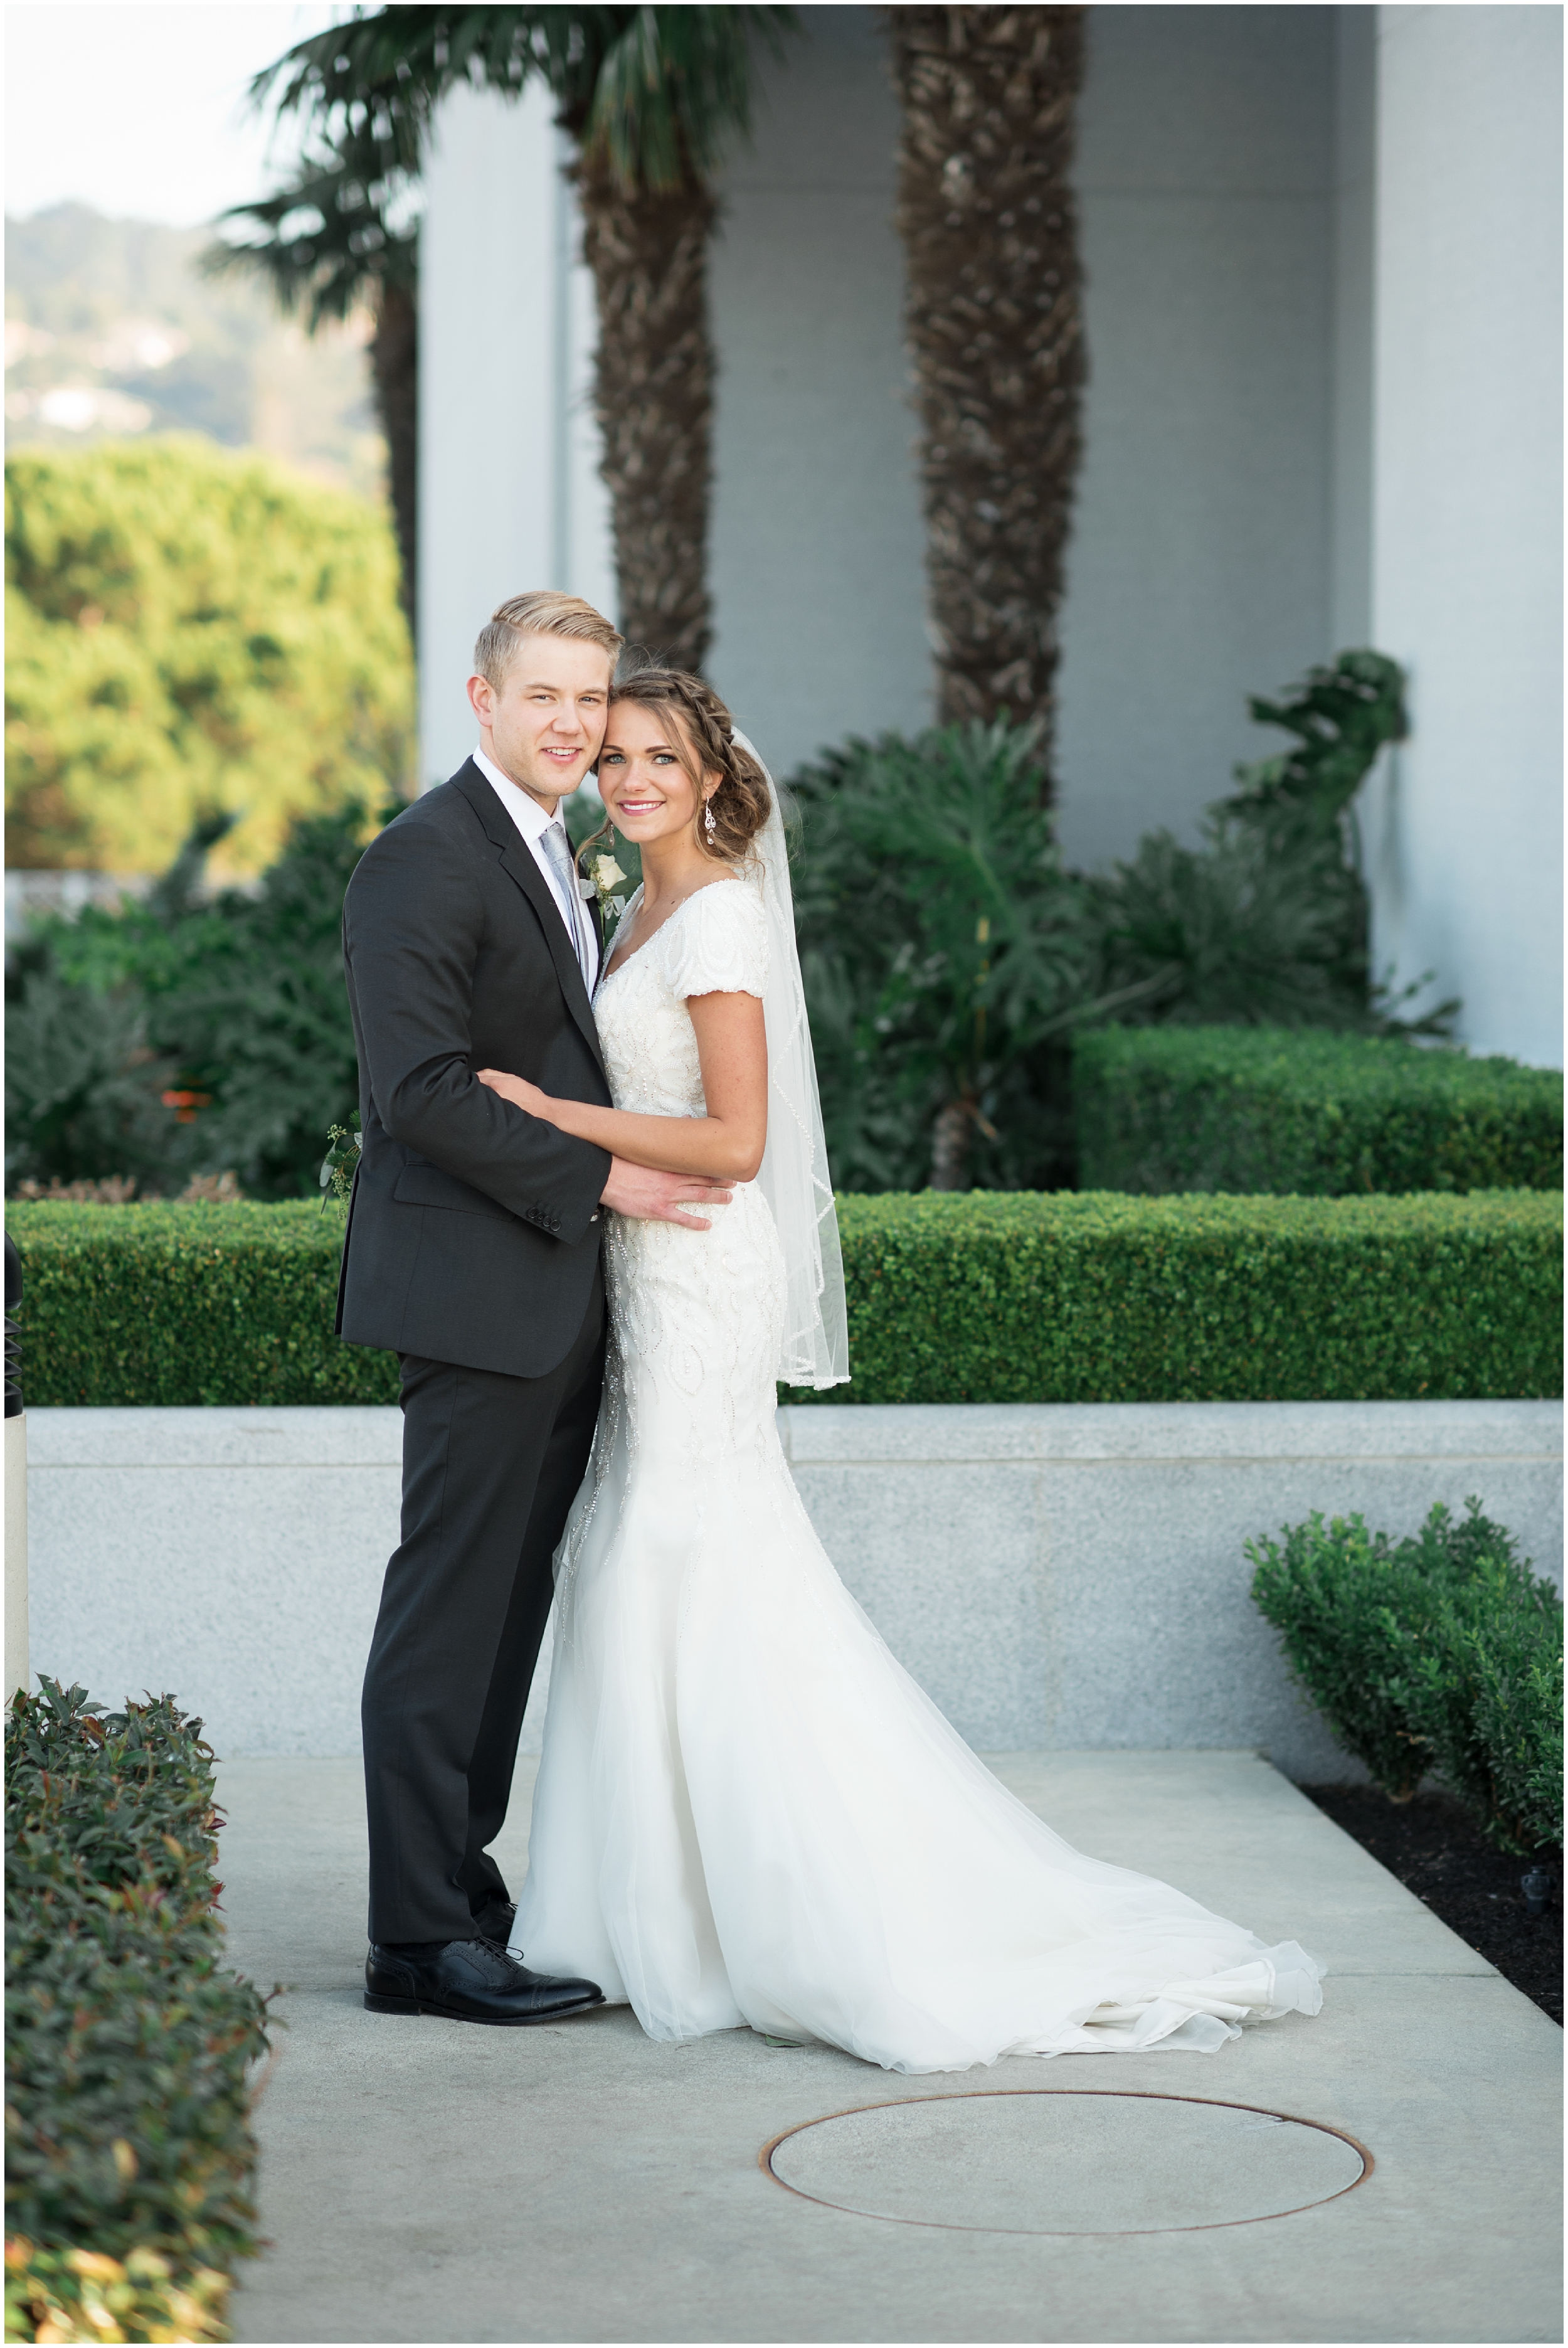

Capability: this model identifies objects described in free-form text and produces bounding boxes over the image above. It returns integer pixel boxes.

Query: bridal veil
[734,730,849,1391]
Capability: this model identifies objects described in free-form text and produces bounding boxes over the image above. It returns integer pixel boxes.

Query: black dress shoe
[472,1895,517,1948]
[364,1937,604,2026]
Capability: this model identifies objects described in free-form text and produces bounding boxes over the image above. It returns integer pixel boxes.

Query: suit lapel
[453,762,607,1081]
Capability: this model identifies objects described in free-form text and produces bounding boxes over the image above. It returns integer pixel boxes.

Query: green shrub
[1248,1503,1563,1851]
[793,1189,1561,1405]
[9,802,381,1201]
[1247,1510,1450,1797]
[6,1199,398,1405]
[5,2241,231,2346]
[8,1190,1560,1410]
[1076,1025,1563,1196]
[5,1680,272,2339]
[787,652,1431,1196]
[1083,651,1431,1041]
[1394,1568,1564,1851]
[1467,1613,1564,1854]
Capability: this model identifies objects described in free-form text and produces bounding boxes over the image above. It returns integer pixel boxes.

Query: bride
[478,668,1323,2075]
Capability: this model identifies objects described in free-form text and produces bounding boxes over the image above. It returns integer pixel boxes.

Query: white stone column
[4,1411,27,1703]
[1365,5,1563,1063]
[417,82,614,788]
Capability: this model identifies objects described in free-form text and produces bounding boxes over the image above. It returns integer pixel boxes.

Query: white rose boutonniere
[586,850,628,936]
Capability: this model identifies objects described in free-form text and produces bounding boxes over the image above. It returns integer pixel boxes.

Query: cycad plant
[790,721,1161,1190]
[241,5,798,664]
[787,649,1435,1193]
[887,5,1087,774]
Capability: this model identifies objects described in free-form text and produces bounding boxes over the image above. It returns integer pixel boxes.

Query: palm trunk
[576,156,715,671]
[930,1093,977,1191]
[887,5,1087,782]
[368,276,418,641]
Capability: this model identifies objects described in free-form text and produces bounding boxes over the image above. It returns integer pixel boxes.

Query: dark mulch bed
[1301,1784,1562,2026]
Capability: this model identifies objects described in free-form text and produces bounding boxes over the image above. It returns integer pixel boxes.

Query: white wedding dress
[512,874,1323,2074]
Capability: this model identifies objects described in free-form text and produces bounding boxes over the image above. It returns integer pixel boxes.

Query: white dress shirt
[473,744,599,991]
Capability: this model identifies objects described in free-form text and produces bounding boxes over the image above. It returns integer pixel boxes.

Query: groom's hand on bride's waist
[601,1159,733,1228]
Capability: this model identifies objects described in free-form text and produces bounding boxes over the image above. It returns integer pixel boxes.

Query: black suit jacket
[336,760,613,1379]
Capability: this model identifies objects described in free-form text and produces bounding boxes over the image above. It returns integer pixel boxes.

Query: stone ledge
[778,1397,1564,1465]
[21,1400,1562,1772]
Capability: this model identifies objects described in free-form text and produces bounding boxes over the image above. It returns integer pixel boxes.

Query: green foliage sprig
[8,1190,1559,1411]
[320,1115,361,1211]
[5,1681,273,2337]
[1075,1025,1562,1196]
[1248,1505,1563,1851]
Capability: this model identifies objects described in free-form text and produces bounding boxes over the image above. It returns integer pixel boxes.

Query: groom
[337,590,729,2024]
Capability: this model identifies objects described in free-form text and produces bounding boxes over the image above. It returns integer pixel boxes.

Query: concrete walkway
[220,1752,1561,2345]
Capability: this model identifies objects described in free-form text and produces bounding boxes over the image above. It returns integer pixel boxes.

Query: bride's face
[597,701,716,847]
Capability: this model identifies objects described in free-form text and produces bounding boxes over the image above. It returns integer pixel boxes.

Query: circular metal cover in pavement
[765,2091,1369,2235]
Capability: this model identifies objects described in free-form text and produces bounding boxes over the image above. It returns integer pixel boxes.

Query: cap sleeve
[662,878,768,1000]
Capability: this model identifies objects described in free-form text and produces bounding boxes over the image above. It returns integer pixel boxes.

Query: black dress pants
[361,1262,607,1943]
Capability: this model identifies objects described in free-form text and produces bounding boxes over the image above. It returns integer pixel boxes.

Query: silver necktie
[538,821,594,992]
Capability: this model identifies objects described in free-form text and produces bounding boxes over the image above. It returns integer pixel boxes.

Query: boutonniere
[584,850,628,934]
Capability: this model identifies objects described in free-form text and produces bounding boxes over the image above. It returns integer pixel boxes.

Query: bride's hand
[477,1068,555,1122]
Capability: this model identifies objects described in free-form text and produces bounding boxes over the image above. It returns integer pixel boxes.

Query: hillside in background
[5,205,384,501]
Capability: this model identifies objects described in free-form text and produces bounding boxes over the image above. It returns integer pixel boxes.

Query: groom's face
[467,634,612,810]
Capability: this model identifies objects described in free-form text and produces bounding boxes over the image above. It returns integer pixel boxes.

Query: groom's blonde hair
[473,591,623,689]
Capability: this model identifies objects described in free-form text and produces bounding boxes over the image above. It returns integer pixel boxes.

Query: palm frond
[249,4,797,194]
[204,120,417,326]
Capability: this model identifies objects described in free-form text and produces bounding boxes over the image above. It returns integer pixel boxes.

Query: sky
[5,3,347,228]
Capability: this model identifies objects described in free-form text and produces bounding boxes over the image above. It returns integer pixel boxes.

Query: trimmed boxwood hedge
[6,1201,400,1408]
[1249,1500,1562,1852]
[5,1679,271,2344]
[8,1189,1560,1408]
[1074,1024,1564,1197]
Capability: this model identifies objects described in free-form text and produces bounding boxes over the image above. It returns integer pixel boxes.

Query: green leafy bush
[8,803,379,1201]
[1249,1506,1563,1851]
[1393,1566,1564,1849]
[5,1679,272,2339]
[1084,650,1431,1036]
[13,1190,1557,1409]
[1075,1025,1563,1196]
[788,651,1438,1194]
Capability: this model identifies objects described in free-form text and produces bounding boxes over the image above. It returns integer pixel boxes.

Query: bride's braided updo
[593,666,771,867]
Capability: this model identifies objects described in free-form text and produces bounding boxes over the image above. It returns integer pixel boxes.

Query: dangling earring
[704,795,718,841]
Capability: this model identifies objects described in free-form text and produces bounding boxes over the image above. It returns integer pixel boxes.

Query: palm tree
[886,6,1087,785]
[241,5,797,667]
[206,120,420,632]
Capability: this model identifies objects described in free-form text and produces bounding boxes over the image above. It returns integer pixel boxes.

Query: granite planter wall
[23,1400,1562,1780]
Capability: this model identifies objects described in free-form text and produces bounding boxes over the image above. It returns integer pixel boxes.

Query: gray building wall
[708,6,1348,861]
[1362,3,1562,1065]
[1053,6,1338,871]
[707,6,930,777]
